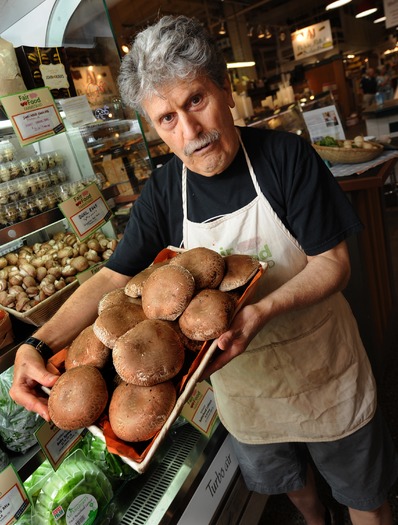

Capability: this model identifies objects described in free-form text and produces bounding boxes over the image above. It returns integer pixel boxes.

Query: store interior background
[1,1,398,523]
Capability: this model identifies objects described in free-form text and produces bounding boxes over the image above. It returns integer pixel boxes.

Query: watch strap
[24,336,54,362]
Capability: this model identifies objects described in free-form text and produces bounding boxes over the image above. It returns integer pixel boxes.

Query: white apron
[181,134,376,444]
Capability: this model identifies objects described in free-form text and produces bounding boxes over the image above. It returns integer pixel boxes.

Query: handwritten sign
[0,465,30,525]
[181,382,219,437]
[35,421,85,471]
[58,182,112,241]
[291,20,333,60]
[0,87,65,146]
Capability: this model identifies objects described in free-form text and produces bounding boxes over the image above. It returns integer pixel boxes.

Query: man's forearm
[31,267,131,351]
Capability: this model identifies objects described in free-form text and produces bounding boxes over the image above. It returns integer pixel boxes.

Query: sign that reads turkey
[291,20,333,61]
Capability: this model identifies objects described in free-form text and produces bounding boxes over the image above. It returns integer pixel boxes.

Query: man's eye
[191,95,202,106]
[162,114,173,124]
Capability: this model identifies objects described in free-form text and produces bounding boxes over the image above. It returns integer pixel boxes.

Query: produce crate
[45,247,267,474]
[1,280,78,327]
[0,310,14,349]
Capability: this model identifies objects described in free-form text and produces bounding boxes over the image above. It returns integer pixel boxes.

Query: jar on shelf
[29,156,40,174]
[35,192,50,213]
[4,203,18,224]
[9,161,21,180]
[37,172,51,191]
[26,196,39,218]
[20,158,31,176]
[0,205,7,227]
[46,152,57,168]
[57,182,72,202]
[7,182,20,203]
[26,175,39,195]
[15,178,30,198]
[0,164,10,182]
[53,151,64,166]
[17,199,29,221]
[0,184,8,205]
[37,154,48,172]
[45,188,59,209]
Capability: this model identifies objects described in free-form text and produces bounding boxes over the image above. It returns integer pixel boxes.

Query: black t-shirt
[106,127,363,276]
[360,75,377,95]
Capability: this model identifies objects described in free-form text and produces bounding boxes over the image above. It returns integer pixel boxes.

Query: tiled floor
[258,146,398,524]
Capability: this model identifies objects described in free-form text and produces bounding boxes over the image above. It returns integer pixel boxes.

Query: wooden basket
[313,141,383,164]
[0,310,14,349]
[0,281,79,327]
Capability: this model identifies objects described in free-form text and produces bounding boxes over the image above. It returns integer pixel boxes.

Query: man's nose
[179,113,202,140]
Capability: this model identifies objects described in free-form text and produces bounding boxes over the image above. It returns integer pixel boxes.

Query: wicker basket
[1,280,79,327]
[313,141,383,164]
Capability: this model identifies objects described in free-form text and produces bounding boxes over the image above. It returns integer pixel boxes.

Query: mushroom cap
[113,319,185,386]
[169,247,225,290]
[65,324,111,370]
[179,289,236,341]
[93,303,147,348]
[109,381,176,442]
[98,287,141,314]
[125,260,169,298]
[48,365,108,430]
[141,264,195,320]
[218,254,260,292]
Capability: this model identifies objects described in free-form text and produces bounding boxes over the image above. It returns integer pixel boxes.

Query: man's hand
[9,345,60,422]
[200,303,264,379]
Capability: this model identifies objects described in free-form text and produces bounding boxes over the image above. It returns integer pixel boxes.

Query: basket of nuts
[0,230,118,326]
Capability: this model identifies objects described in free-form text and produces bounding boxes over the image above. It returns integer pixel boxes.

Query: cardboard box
[0,310,14,349]
[15,46,76,99]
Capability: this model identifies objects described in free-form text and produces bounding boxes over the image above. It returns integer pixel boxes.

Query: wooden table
[335,156,397,375]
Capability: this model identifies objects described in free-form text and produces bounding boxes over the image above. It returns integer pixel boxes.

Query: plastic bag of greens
[0,366,43,453]
[33,449,114,525]
[0,444,9,471]
[79,432,136,485]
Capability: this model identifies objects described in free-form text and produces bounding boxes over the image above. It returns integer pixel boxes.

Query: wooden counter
[337,157,397,378]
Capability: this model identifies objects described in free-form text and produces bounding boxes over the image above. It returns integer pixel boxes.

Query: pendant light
[325,0,352,10]
[265,26,272,39]
[219,21,227,35]
[355,1,378,18]
[258,25,265,38]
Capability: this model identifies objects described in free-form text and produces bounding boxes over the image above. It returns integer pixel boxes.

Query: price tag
[0,87,65,146]
[58,182,112,241]
[0,465,30,525]
[35,421,85,470]
[181,381,219,437]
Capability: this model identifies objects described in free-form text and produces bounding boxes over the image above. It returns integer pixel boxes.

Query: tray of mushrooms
[0,230,118,326]
[43,246,267,473]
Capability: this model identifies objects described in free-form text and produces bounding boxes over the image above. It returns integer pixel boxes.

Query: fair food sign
[0,87,65,146]
[291,20,333,60]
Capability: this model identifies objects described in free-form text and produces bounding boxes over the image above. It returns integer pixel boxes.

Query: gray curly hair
[118,15,227,116]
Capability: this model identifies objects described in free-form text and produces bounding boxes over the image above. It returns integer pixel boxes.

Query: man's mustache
[184,130,221,156]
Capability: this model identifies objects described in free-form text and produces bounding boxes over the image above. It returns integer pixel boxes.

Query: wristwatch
[24,336,54,362]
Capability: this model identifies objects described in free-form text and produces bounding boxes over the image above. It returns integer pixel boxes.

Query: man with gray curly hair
[10,15,397,525]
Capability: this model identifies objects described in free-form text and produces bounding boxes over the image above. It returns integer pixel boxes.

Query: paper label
[0,465,30,525]
[35,421,85,470]
[39,63,70,90]
[0,87,65,146]
[65,494,98,525]
[181,382,218,436]
[58,182,112,241]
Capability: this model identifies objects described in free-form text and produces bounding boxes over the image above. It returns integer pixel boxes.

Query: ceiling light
[325,0,352,10]
[247,25,254,37]
[219,21,226,35]
[355,2,378,18]
[373,16,386,23]
[265,27,272,39]
[227,61,256,69]
[258,25,265,38]
[279,30,287,42]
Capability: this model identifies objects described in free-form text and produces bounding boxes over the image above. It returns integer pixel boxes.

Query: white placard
[384,0,398,29]
[60,95,96,127]
[291,20,333,60]
[0,465,29,525]
[302,104,346,142]
[177,435,238,524]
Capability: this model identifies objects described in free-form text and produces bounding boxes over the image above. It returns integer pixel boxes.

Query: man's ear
[223,75,235,108]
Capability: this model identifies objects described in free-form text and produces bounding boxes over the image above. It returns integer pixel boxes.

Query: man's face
[142,76,240,176]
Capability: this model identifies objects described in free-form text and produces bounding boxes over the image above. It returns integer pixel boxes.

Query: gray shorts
[230,407,398,511]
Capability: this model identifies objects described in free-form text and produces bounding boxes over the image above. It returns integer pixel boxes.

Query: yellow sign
[58,182,112,241]
[291,20,334,60]
[0,87,65,146]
